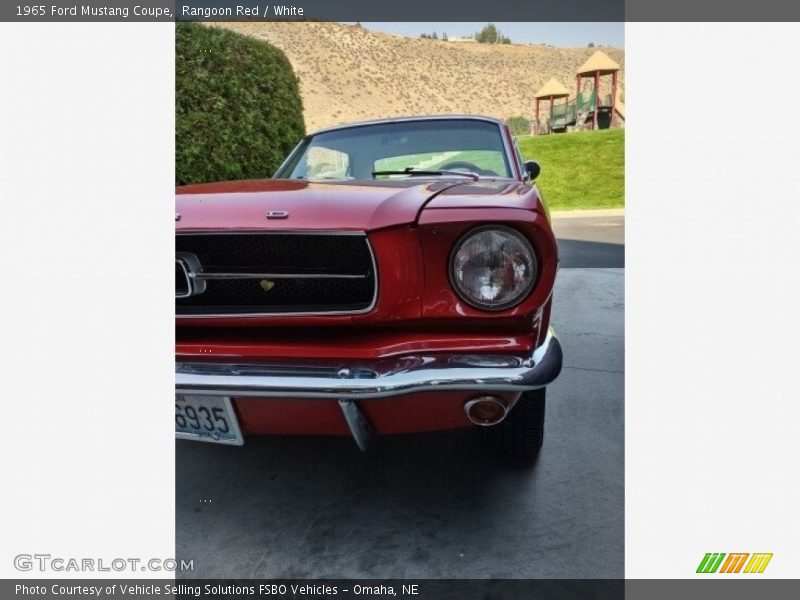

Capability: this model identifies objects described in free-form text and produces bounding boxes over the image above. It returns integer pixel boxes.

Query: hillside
[212,22,625,132]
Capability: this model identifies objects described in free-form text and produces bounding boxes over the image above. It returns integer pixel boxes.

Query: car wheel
[481,389,546,461]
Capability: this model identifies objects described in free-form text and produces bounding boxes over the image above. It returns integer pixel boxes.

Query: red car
[175,116,562,459]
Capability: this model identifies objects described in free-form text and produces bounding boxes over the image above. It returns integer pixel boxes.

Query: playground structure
[534,50,624,134]
[533,79,570,135]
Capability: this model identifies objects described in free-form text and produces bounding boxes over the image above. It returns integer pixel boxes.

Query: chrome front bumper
[176,328,563,400]
[175,328,562,451]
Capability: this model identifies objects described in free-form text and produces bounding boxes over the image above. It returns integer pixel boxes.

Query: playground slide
[615,87,625,120]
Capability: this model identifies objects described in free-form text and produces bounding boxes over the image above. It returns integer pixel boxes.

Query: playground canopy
[532,51,623,134]
[576,50,621,130]
[534,78,570,100]
[577,50,621,76]
[533,78,570,134]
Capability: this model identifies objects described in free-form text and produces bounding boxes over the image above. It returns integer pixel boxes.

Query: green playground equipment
[548,89,614,132]
[535,50,622,134]
[578,89,598,114]
[549,89,596,131]
[549,100,574,131]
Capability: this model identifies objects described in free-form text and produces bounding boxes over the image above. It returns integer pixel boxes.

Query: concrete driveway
[176,212,624,578]
[552,210,624,268]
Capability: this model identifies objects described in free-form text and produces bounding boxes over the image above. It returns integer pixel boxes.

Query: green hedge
[505,116,532,137]
[176,23,305,185]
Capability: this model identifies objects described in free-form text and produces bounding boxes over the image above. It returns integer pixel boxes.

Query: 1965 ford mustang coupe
[175,115,562,459]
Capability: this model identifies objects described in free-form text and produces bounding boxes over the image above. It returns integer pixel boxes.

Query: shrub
[474,23,512,44]
[175,23,305,185]
[506,116,532,136]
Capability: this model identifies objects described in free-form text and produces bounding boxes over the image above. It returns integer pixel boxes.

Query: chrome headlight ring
[449,225,538,311]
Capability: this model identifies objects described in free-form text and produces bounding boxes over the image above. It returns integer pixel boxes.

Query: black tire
[481,389,546,461]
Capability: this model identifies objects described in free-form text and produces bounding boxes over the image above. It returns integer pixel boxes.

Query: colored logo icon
[696,553,773,574]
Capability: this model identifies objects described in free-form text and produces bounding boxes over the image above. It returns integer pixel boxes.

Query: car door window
[513,140,526,180]
[303,146,351,180]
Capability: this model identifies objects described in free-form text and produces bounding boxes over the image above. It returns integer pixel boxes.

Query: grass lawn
[517,128,624,211]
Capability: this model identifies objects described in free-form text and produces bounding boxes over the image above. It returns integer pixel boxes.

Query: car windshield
[277,119,513,181]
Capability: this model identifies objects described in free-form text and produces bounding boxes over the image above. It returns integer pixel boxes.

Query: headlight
[450,226,537,310]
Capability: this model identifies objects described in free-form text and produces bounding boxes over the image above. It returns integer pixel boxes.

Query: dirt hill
[212,22,625,132]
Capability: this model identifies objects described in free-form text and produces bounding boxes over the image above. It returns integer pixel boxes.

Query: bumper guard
[175,328,563,450]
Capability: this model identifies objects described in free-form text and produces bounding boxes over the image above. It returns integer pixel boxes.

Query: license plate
[175,395,244,445]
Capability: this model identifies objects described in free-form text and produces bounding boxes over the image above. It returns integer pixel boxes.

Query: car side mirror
[525,161,541,181]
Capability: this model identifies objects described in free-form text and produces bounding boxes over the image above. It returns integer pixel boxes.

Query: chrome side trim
[277,116,519,182]
[192,272,368,281]
[177,230,369,236]
[307,114,508,137]
[496,119,519,180]
[175,328,562,400]
[175,232,379,319]
[273,137,309,179]
[175,253,206,299]
[175,259,192,298]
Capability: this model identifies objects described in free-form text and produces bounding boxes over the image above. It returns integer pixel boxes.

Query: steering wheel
[439,160,498,176]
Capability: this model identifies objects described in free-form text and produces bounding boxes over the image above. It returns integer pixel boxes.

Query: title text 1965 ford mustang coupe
[175,115,562,459]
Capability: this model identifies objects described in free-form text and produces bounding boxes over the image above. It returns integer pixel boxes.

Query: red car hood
[175,179,467,232]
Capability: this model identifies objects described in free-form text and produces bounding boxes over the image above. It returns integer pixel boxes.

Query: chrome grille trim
[175,231,378,318]
[191,272,369,281]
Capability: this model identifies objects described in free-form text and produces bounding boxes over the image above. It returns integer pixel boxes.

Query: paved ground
[553,213,624,268]
[176,214,624,579]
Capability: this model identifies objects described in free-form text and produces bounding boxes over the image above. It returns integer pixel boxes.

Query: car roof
[308,115,506,136]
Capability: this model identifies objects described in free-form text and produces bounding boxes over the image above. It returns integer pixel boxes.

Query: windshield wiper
[371,167,479,181]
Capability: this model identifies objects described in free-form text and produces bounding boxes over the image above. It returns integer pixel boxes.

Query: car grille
[176,232,377,316]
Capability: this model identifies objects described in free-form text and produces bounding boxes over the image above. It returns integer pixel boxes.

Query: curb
[551,208,625,219]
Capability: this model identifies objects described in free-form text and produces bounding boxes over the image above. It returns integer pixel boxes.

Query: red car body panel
[177,329,539,361]
[176,179,464,233]
[234,391,521,436]
[176,118,559,439]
